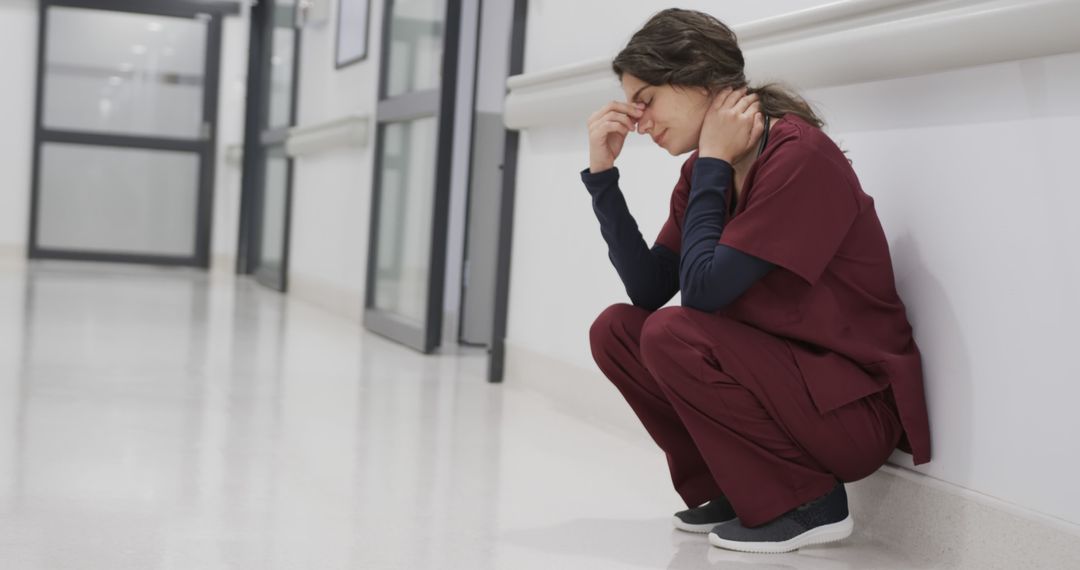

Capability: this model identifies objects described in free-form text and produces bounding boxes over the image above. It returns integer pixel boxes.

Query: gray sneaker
[672,496,737,533]
[708,482,853,553]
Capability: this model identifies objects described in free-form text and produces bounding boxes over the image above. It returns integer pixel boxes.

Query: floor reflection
[0,261,927,569]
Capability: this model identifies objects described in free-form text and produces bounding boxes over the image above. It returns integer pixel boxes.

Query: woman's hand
[698,88,764,164]
[587,100,644,173]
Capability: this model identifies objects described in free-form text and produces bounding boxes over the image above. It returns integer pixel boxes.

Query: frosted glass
[385,0,446,97]
[268,0,297,129]
[373,118,438,324]
[36,144,199,256]
[42,7,208,139]
[259,154,289,271]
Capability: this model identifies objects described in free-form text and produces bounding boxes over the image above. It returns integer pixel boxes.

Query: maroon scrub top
[654,114,931,465]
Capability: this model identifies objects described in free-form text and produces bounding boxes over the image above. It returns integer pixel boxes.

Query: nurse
[584,8,931,554]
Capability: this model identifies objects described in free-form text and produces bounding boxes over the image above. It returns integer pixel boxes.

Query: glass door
[239,0,300,291]
[28,0,233,267]
[364,0,461,353]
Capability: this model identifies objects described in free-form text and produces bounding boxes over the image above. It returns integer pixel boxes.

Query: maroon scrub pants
[589,304,902,527]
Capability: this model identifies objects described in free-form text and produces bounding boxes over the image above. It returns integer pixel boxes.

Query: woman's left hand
[698,87,764,164]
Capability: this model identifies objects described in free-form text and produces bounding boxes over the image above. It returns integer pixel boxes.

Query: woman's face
[620,73,711,156]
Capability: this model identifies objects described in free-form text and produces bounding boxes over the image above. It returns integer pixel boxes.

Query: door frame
[487,0,527,382]
[236,0,301,292]
[27,0,239,268]
[362,0,463,353]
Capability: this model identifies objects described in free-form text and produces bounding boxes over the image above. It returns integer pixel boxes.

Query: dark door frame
[236,0,301,292]
[487,0,528,383]
[27,0,239,268]
[362,0,463,353]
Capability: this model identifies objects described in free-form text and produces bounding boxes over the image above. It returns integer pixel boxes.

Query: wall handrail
[504,0,1080,130]
[284,113,371,157]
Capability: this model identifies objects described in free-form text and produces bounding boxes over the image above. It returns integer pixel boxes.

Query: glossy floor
[0,262,927,569]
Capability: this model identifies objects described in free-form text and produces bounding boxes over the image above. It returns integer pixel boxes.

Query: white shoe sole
[707,514,854,553]
[672,516,731,534]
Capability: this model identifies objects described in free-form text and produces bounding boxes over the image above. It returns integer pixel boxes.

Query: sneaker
[672,496,737,533]
[707,482,853,553]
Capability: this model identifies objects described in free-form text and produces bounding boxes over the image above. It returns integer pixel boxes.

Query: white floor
[0,261,929,569]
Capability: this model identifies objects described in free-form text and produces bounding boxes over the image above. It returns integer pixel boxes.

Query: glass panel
[43,7,207,139]
[373,118,438,325]
[36,143,199,256]
[258,150,289,274]
[268,0,297,129]
[385,0,446,97]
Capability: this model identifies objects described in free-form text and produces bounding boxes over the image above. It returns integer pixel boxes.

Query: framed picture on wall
[335,0,370,68]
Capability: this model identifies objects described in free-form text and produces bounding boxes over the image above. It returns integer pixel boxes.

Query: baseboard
[2,250,235,275]
[288,271,363,324]
[504,339,651,441]
[849,466,1080,567]
[504,342,1080,567]
[209,254,236,276]
[0,243,27,269]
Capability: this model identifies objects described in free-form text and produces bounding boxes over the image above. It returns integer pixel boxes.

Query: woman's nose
[637,116,651,135]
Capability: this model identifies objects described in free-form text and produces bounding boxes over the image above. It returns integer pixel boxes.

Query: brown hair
[612,8,825,129]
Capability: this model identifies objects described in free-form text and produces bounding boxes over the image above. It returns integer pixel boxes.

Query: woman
[584,9,931,554]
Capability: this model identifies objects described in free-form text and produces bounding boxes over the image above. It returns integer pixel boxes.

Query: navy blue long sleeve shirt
[581,159,773,312]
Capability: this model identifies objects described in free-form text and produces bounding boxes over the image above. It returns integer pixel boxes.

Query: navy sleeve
[680,158,775,312]
[581,167,679,311]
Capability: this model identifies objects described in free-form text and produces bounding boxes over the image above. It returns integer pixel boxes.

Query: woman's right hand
[587,101,644,173]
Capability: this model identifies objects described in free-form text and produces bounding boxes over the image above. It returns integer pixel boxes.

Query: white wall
[807,56,1080,526]
[505,1,1080,529]
[286,0,384,319]
[523,0,826,73]
[211,12,250,271]
[0,0,38,252]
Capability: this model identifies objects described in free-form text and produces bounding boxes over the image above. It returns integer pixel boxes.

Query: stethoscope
[730,115,771,214]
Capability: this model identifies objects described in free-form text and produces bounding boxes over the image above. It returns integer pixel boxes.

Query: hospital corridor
[1,0,1079,568]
